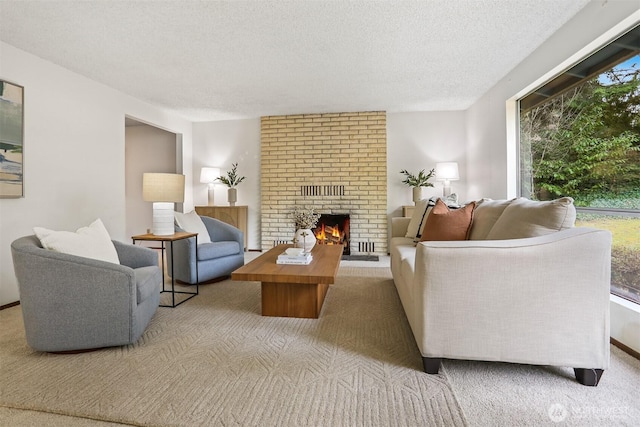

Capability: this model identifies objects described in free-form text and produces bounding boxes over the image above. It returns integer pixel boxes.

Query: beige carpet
[0,267,466,426]
[443,345,640,426]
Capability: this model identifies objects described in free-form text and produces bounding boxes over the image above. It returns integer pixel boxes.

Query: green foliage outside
[520,59,640,208]
[522,56,640,304]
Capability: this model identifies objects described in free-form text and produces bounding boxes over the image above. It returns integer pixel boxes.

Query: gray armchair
[10,235,161,352]
[167,216,245,284]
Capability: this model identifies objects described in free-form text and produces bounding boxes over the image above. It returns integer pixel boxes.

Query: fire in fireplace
[313,214,350,255]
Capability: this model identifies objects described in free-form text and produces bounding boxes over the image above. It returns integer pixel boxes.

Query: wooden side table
[402,205,415,218]
[132,231,199,308]
[195,205,248,250]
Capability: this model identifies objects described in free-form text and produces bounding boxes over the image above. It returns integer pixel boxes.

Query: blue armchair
[167,216,245,284]
[10,236,161,352]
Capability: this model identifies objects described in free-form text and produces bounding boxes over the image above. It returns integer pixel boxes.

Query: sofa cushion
[135,266,161,303]
[33,219,120,264]
[174,211,212,244]
[468,198,514,240]
[405,198,435,239]
[421,199,476,241]
[485,197,576,240]
[197,241,241,261]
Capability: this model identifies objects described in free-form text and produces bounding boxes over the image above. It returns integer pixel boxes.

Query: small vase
[412,187,424,203]
[227,188,237,206]
[294,228,316,253]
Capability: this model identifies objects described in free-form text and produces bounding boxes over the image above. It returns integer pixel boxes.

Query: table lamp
[200,167,220,206]
[435,162,459,197]
[142,173,185,235]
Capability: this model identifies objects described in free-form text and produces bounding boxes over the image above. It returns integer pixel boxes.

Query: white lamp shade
[142,173,185,235]
[200,167,220,184]
[435,162,460,181]
[142,173,185,203]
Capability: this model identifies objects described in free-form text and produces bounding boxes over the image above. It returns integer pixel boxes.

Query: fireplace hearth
[313,214,350,255]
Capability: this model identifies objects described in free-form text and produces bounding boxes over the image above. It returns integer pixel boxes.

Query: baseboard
[611,337,640,361]
[0,301,20,310]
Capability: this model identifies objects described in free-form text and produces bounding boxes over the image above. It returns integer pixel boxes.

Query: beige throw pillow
[468,198,514,240]
[485,197,576,240]
[174,211,212,244]
[33,219,120,264]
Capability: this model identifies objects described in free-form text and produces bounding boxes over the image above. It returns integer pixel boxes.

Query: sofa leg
[422,357,441,374]
[574,368,604,386]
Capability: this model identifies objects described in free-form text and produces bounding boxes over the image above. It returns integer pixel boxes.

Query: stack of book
[277,251,313,265]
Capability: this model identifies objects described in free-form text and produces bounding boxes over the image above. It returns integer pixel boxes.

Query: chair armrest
[412,227,612,367]
[201,216,244,251]
[113,240,159,268]
[391,217,411,238]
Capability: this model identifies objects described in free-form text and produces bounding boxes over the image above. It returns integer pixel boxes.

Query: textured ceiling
[0,0,591,121]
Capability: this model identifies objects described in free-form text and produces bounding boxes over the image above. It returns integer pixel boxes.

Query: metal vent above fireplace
[300,185,346,197]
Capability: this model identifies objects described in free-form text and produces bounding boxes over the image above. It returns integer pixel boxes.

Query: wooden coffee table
[231,244,343,318]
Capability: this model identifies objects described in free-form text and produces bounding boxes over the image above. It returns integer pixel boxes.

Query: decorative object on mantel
[435,162,460,197]
[142,173,185,235]
[217,162,246,206]
[291,207,321,253]
[400,168,435,203]
[199,167,220,206]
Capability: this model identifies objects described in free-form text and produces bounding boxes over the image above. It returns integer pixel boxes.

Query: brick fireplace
[260,111,387,255]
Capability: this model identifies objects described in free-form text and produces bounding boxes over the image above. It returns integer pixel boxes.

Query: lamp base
[207,184,215,206]
[152,202,175,235]
[442,180,452,197]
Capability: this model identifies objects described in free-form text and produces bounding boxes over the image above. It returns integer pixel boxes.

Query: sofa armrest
[391,217,411,238]
[412,227,612,368]
[113,240,159,269]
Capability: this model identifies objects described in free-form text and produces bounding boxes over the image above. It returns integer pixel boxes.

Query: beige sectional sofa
[390,197,612,386]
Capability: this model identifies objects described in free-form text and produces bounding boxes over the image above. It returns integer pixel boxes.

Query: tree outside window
[520,54,640,304]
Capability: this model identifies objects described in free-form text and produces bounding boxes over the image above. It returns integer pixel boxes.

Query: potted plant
[218,163,246,206]
[291,207,321,252]
[400,168,435,203]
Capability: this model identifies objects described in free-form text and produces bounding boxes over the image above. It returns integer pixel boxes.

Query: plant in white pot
[400,168,435,203]
[291,207,321,253]
[217,163,245,206]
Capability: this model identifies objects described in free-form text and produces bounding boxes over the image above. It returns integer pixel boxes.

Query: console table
[195,205,248,250]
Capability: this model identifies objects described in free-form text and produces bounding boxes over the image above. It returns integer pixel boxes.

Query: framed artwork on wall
[0,80,24,198]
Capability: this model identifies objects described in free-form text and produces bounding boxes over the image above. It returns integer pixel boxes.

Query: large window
[519,25,640,305]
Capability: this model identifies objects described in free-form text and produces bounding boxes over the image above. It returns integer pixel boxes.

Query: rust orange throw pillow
[421,199,476,241]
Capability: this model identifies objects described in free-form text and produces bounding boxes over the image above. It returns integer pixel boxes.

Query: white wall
[125,124,177,239]
[387,111,468,219]
[0,42,193,305]
[192,119,261,250]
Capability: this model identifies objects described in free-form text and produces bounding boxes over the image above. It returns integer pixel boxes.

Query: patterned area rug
[0,267,466,426]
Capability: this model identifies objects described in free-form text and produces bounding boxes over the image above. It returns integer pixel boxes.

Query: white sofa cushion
[486,197,576,240]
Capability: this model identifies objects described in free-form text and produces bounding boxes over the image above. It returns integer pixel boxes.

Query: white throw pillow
[174,211,212,244]
[405,198,434,239]
[33,219,120,264]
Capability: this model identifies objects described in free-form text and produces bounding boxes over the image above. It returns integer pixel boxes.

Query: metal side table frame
[131,232,199,307]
